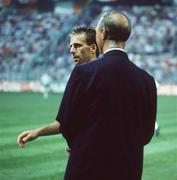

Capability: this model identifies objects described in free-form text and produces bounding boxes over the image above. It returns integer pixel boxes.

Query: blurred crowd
[0,9,73,82]
[125,6,176,55]
[0,5,177,85]
[123,6,177,83]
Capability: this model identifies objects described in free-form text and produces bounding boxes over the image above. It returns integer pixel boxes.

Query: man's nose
[70,46,76,54]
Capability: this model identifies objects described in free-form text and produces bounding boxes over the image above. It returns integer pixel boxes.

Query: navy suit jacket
[56,50,157,180]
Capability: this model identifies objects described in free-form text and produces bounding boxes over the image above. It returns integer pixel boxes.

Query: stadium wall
[0,81,177,96]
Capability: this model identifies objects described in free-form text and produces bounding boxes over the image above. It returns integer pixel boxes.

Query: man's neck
[89,56,97,62]
[102,40,125,54]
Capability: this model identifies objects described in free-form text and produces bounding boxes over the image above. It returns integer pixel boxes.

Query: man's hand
[17,129,39,148]
[66,147,71,156]
[17,121,60,148]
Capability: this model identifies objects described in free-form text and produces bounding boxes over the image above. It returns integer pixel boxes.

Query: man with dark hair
[69,26,99,64]
[17,26,98,147]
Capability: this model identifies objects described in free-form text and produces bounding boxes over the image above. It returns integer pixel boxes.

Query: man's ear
[89,44,99,57]
[102,28,107,40]
[90,44,97,54]
[90,44,97,51]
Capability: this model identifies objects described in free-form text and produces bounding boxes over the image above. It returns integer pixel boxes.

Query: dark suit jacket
[56,50,157,180]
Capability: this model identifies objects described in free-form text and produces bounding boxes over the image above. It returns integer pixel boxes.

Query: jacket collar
[104,48,126,55]
[103,49,127,58]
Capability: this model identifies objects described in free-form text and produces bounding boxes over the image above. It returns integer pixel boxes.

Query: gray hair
[97,11,131,42]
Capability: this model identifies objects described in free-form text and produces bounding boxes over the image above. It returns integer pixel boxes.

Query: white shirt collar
[104,48,126,55]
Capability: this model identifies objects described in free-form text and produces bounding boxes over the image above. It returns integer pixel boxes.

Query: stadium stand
[0,2,176,92]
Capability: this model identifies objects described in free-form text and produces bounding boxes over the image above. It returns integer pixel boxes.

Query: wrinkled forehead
[70,33,87,45]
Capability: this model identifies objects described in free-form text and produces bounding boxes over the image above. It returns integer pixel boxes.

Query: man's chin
[73,59,80,65]
[74,60,79,65]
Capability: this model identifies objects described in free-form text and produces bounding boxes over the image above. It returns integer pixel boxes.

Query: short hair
[70,26,99,57]
[98,12,131,42]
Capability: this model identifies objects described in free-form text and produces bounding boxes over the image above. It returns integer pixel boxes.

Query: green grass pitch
[0,93,176,180]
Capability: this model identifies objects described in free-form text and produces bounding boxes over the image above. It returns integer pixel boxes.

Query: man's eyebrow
[70,43,82,47]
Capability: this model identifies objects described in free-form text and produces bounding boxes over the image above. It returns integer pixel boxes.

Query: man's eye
[74,44,82,48]
[70,44,82,49]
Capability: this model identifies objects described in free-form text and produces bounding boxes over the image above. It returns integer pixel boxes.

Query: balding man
[56,12,157,180]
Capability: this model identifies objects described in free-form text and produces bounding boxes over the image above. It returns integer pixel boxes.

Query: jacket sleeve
[143,76,157,145]
[56,65,85,146]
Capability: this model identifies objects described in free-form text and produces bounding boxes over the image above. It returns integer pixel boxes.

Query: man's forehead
[70,33,87,44]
